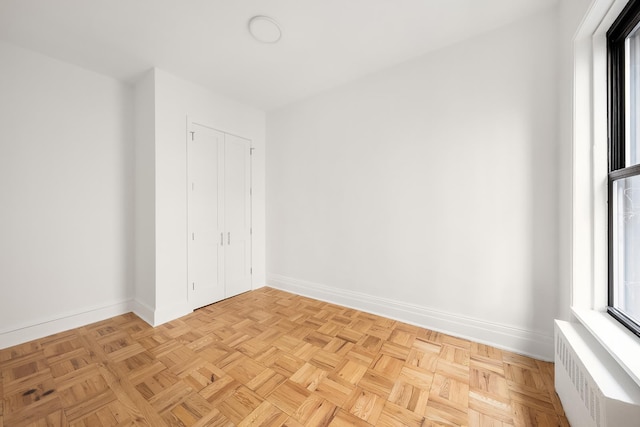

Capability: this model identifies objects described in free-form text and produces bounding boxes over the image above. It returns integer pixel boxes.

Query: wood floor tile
[370,354,404,381]
[377,401,426,427]
[308,349,342,372]
[47,348,92,377]
[4,395,63,427]
[511,401,562,427]
[357,369,396,399]
[63,389,116,423]
[323,338,351,357]
[0,287,568,426]
[535,360,566,418]
[303,331,332,348]
[332,360,367,386]
[388,327,416,348]
[1,351,49,384]
[406,347,439,373]
[292,394,337,426]
[199,375,239,406]
[469,390,514,424]
[267,380,311,415]
[335,328,363,344]
[135,368,180,400]
[358,335,383,353]
[237,400,288,427]
[345,346,376,367]
[388,379,430,415]
[327,409,374,427]
[41,334,83,361]
[313,377,356,408]
[68,400,130,427]
[468,407,515,427]
[247,369,287,398]
[282,416,305,427]
[3,372,58,417]
[217,386,263,425]
[380,341,412,361]
[55,366,110,408]
[269,353,306,378]
[427,373,469,427]
[166,391,214,422]
[346,388,385,424]
[225,356,268,385]
[413,336,442,353]
[290,363,328,391]
[0,342,41,363]
[470,366,509,397]
[182,362,225,393]
[399,365,434,389]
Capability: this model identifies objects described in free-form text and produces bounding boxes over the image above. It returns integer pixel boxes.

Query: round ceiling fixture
[248,16,281,43]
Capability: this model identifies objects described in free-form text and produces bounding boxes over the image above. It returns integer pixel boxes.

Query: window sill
[572,307,640,389]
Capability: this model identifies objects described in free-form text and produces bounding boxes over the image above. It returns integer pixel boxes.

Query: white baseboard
[1,278,552,360]
[131,299,191,327]
[0,289,276,350]
[267,273,554,361]
[131,299,155,326]
[153,302,192,326]
[0,297,200,349]
[0,299,134,350]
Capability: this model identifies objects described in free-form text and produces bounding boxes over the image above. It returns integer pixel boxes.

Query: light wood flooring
[0,287,568,426]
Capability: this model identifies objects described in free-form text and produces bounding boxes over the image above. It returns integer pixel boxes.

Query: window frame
[607,0,640,339]
[572,0,640,389]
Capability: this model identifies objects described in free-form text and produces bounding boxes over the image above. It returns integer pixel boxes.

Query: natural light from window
[608,0,640,337]
[612,176,640,324]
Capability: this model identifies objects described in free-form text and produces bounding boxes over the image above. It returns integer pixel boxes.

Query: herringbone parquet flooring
[0,287,568,426]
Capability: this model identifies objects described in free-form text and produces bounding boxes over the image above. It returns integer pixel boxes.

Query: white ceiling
[0,0,558,110]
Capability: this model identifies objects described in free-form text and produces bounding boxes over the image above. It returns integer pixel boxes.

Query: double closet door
[187,123,252,310]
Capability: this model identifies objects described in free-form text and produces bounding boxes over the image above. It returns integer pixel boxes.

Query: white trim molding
[131,299,192,327]
[0,299,133,350]
[572,308,640,388]
[131,299,155,326]
[153,302,192,327]
[0,297,196,350]
[570,0,640,390]
[268,273,554,360]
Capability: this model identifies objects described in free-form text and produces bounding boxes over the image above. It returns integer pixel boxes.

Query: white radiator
[554,320,640,427]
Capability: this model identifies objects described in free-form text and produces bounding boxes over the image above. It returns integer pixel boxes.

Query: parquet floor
[0,287,568,427]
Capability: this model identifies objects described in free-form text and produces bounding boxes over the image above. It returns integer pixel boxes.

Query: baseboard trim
[153,302,192,326]
[0,299,133,350]
[267,273,554,360]
[131,299,155,326]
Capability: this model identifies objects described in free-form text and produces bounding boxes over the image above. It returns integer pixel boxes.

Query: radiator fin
[556,327,602,427]
[555,320,640,427]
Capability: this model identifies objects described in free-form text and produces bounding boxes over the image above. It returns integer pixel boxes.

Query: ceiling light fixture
[248,16,281,43]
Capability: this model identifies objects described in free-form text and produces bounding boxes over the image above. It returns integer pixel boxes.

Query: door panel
[224,134,252,297]
[187,125,225,308]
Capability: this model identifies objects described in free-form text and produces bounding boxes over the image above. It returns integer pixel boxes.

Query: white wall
[0,4,589,356]
[137,69,266,324]
[133,70,156,319]
[267,10,561,359]
[0,41,134,346]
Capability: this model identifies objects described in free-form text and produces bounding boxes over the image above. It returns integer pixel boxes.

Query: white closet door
[224,134,252,297]
[187,125,225,308]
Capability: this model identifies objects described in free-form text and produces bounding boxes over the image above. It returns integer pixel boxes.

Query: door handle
[228,232,231,245]
[220,233,223,246]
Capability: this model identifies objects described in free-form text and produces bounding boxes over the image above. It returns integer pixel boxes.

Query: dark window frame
[607,0,640,339]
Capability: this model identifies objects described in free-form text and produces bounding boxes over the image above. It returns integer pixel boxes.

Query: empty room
[2,0,640,425]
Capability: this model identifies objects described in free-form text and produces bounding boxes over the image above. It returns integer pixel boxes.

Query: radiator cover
[554,320,640,427]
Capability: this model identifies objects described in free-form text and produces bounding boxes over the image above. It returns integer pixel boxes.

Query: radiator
[554,320,640,427]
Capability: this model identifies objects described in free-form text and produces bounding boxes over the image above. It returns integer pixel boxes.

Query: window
[608,0,640,338]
